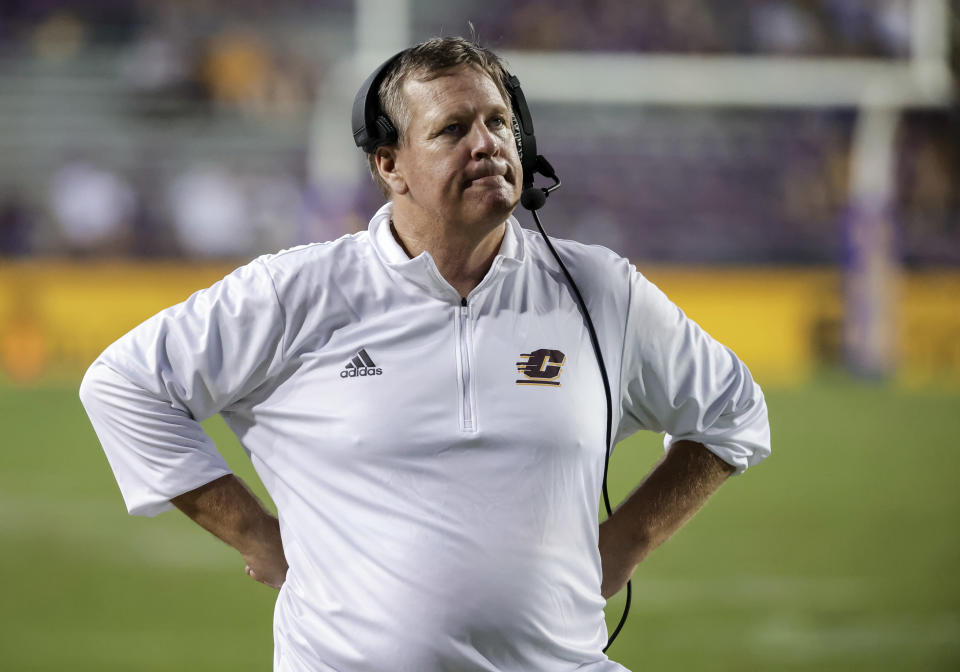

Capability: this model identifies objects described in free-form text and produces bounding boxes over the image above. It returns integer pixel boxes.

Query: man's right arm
[79,259,291,583]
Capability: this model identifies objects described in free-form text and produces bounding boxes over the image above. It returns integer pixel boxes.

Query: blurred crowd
[439,0,916,56]
[0,158,307,258]
[0,0,957,264]
[1,1,328,121]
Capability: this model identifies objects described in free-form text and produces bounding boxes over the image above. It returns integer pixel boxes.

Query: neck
[389,211,507,299]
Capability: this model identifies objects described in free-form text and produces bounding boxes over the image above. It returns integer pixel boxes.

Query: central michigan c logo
[516,349,566,387]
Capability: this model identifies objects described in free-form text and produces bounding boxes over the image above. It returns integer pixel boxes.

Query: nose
[468,121,499,160]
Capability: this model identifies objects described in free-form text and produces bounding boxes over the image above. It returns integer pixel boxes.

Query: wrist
[601,513,652,565]
[236,512,281,557]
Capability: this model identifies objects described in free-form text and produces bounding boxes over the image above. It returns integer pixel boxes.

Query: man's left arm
[602,268,771,596]
[598,440,733,598]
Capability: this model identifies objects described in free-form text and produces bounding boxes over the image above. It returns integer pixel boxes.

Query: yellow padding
[1,262,957,386]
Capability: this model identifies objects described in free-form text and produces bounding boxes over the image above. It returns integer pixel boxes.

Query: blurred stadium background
[1,0,958,670]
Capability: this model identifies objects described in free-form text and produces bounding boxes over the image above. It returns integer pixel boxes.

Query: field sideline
[1,377,958,670]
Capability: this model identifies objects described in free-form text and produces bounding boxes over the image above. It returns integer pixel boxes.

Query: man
[80,37,770,671]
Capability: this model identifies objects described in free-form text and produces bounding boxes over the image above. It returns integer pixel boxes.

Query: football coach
[80,36,770,671]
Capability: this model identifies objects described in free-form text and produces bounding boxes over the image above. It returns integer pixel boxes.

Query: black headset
[351,48,630,653]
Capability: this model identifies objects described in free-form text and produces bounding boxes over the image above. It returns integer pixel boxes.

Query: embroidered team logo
[515,349,566,387]
[340,348,383,378]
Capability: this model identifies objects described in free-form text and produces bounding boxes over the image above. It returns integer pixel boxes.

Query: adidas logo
[340,348,383,378]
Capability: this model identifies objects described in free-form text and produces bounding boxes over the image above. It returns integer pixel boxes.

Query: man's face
[385,65,523,231]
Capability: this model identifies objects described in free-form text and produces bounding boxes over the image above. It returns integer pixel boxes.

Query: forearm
[599,440,734,597]
[171,475,272,550]
[172,474,287,588]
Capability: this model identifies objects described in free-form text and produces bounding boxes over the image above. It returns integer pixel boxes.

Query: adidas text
[340,367,383,378]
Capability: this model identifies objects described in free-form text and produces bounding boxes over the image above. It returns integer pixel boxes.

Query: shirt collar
[368,202,525,299]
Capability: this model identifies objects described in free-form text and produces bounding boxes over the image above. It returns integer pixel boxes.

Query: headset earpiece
[374,116,397,147]
[501,73,538,190]
[352,52,407,154]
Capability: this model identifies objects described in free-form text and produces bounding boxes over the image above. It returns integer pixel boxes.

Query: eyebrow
[429,101,509,125]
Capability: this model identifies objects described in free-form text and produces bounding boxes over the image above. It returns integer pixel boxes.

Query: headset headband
[351,49,539,189]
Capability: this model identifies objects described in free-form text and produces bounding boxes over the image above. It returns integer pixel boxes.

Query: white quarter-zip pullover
[80,202,770,671]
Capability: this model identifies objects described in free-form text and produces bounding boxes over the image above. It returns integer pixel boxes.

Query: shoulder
[258,230,371,276]
[251,231,374,297]
[518,227,638,350]
[519,227,634,290]
[181,232,372,312]
[245,231,382,348]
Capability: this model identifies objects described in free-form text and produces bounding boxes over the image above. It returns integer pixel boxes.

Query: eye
[442,123,462,134]
[489,116,506,129]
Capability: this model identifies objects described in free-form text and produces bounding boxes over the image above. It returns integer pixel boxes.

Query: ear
[375,146,408,196]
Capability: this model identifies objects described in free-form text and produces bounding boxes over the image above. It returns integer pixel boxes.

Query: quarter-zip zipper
[456,296,477,432]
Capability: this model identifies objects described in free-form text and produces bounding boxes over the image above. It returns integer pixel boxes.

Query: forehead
[402,65,509,124]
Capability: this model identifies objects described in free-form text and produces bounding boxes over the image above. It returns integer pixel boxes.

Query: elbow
[724,370,771,469]
[78,360,101,409]
[79,359,120,413]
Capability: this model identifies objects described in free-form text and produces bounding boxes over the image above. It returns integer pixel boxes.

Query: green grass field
[1,376,958,671]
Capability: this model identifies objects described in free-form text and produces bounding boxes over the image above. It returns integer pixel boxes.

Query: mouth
[467,175,504,188]
[464,166,514,189]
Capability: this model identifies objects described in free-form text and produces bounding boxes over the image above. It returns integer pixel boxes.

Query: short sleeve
[614,270,770,474]
[79,258,286,515]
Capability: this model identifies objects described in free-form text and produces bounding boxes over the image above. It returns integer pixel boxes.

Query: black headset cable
[526,205,632,653]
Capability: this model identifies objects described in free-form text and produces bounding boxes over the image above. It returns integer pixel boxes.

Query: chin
[477,185,520,213]
[466,196,518,228]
